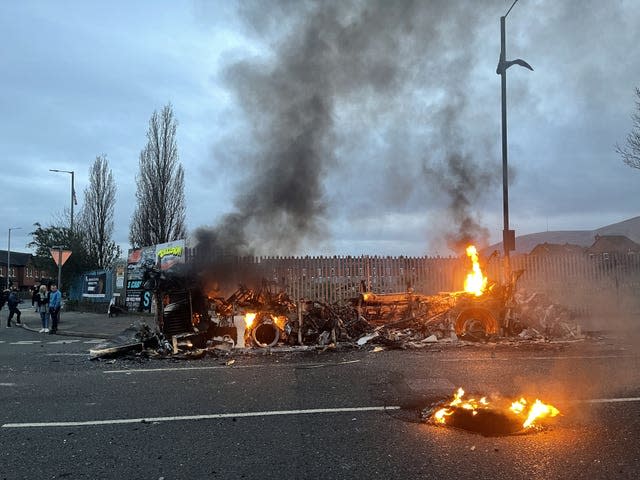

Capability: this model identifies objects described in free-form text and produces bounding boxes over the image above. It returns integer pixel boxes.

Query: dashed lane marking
[1,405,401,428]
[9,341,42,345]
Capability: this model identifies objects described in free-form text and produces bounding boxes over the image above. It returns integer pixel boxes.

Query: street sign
[50,249,72,266]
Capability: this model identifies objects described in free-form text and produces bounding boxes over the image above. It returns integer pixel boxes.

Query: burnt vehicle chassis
[143,261,528,349]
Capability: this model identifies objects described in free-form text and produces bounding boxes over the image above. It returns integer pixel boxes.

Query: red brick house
[0,250,50,291]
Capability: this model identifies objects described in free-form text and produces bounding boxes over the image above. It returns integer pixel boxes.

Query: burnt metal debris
[90,267,584,360]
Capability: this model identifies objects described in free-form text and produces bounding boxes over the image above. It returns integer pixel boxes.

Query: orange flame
[270,315,287,330]
[244,312,257,329]
[519,399,561,428]
[434,388,560,430]
[463,245,487,296]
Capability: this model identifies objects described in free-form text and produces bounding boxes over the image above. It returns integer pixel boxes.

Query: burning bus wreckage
[91,246,568,435]
[90,246,582,359]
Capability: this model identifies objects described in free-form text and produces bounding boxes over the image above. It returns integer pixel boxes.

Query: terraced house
[0,250,46,291]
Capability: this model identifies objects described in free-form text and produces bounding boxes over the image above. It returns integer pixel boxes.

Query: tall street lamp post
[496,0,532,282]
[7,226,22,289]
[49,169,76,231]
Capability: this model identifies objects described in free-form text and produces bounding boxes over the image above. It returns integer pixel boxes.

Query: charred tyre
[454,307,499,341]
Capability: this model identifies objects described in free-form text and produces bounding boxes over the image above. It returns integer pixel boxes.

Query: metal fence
[187,250,640,316]
[508,253,640,315]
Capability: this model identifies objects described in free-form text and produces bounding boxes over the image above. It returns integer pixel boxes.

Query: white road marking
[44,353,87,356]
[103,359,361,375]
[0,383,17,387]
[583,397,640,404]
[48,340,81,344]
[296,360,361,369]
[83,339,107,344]
[1,405,400,428]
[438,354,635,362]
[4,396,640,429]
[10,341,42,345]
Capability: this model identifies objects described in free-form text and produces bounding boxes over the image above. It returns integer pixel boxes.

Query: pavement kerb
[19,322,115,339]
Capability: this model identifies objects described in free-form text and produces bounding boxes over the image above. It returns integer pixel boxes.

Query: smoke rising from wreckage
[196,0,501,259]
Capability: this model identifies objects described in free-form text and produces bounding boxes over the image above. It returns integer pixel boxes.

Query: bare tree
[129,103,187,247]
[617,87,640,169]
[79,155,121,268]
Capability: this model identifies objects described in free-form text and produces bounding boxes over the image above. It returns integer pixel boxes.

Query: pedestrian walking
[48,284,62,334]
[7,287,23,327]
[37,284,50,333]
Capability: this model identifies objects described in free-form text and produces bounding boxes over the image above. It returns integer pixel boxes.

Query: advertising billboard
[82,272,107,298]
[125,245,156,311]
[155,239,186,272]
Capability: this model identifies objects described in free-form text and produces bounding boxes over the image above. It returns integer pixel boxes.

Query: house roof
[529,242,585,256]
[0,250,33,267]
[587,235,640,254]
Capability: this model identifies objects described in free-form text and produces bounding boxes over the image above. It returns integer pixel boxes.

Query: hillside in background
[485,216,640,255]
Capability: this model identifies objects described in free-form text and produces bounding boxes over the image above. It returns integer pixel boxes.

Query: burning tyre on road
[424,387,561,436]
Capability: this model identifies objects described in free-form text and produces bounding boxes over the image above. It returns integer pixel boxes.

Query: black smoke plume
[196,0,499,271]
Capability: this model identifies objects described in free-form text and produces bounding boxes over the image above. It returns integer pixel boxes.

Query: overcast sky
[2,0,639,258]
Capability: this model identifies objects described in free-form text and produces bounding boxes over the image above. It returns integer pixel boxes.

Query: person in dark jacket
[7,288,22,327]
[31,284,40,311]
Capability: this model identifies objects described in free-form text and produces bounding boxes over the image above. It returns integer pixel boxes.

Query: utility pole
[496,0,532,284]
[49,169,76,231]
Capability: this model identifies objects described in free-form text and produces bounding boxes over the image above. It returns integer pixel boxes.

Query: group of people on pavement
[3,283,62,333]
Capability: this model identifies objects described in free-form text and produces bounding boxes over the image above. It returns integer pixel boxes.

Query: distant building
[0,250,47,291]
[586,235,640,259]
[529,242,585,257]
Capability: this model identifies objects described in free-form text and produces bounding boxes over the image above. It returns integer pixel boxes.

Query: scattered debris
[90,263,587,360]
[512,291,583,340]
[89,323,155,359]
[356,332,379,346]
